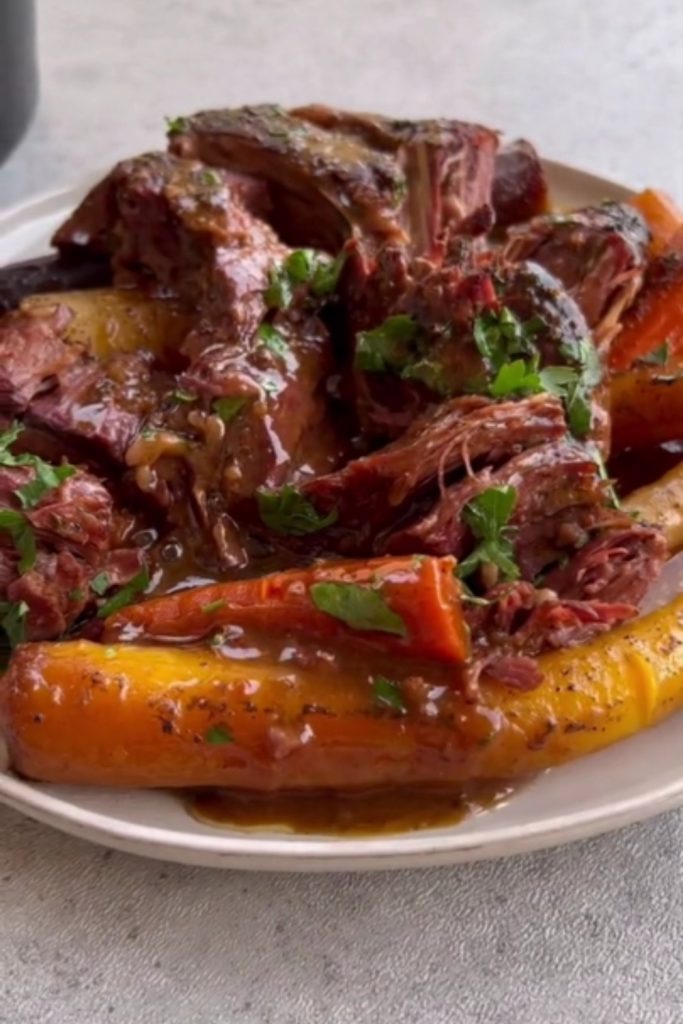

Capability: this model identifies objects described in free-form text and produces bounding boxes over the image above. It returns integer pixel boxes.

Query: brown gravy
[189,781,516,836]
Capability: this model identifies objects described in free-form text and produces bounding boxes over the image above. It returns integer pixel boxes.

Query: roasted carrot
[631,189,683,255]
[105,555,469,665]
[609,233,683,372]
[610,367,683,451]
[6,592,683,788]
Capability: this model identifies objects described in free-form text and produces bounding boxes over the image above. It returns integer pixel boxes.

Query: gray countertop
[2,2,683,1021]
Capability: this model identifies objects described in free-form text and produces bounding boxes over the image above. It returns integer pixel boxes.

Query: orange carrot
[610,367,683,450]
[609,237,683,372]
[631,189,683,255]
[105,555,469,665]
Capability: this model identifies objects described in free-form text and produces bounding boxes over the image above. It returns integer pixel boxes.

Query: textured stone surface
[2,1,683,1021]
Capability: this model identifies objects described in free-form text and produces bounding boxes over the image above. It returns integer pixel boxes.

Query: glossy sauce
[190,780,516,836]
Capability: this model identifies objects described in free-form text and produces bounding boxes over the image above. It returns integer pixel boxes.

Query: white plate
[1,161,680,872]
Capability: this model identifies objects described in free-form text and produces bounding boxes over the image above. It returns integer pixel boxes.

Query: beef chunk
[503,202,649,343]
[0,306,81,413]
[303,393,567,549]
[543,521,667,607]
[492,140,548,227]
[384,440,608,571]
[169,104,499,254]
[54,152,288,345]
[28,351,161,465]
[465,581,637,689]
[0,462,144,642]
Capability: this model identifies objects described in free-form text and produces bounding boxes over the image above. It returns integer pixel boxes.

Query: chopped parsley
[310,582,408,636]
[205,724,234,745]
[165,115,188,136]
[89,572,111,597]
[201,599,227,615]
[0,422,76,509]
[201,168,222,187]
[68,588,85,603]
[265,249,346,308]
[0,509,36,573]
[257,323,289,357]
[457,486,520,583]
[171,389,197,404]
[473,307,541,371]
[0,600,28,648]
[96,566,150,619]
[590,447,621,509]
[640,341,670,366]
[355,315,419,373]
[212,396,248,424]
[372,676,407,713]
[257,485,338,536]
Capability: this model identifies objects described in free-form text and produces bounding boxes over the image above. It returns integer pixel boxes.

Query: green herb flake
[172,389,198,404]
[0,600,28,648]
[202,599,227,615]
[90,572,111,597]
[400,358,450,395]
[15,462,76,510]
[473,307,539,371]
[205,724,234,745]
[372,676,407,713]
[201,168,222,187]
[640,342,670,366]
[258,323,289,357]
[265,250,346,309]
[68,588,85,603]
[456,486,520,583]
[96,566,150,619]
[310,581,408,636]
[212,396,248,425]
[257,485,338,536]
[310,251,346,297]
[355,315,419,373]
[591,447,621,509]
[165,115,188,136]
[0,508,36,573]
[488,359,542,398]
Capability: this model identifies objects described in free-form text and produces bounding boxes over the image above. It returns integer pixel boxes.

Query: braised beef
[54,151,288,345]
[503,202,649,344]
[0,306,81,413]
[303,394,567,549]
[169,104,499,254]
[492,140,547,227]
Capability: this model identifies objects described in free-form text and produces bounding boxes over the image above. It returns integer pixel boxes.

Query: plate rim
[3,160,678,871]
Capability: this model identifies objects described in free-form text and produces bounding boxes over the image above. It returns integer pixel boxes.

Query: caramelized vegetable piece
[609,232,683,372]
[610,367,683,450]
[5,593,683,788]
[20,288,192,358]
[631,189,683,255]
[106,555,469,665]
[624,462,683,552]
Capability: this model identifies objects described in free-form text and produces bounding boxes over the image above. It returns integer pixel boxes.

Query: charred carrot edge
[631,189,683,256]
[5,593,683,788]
[106,555,469,665]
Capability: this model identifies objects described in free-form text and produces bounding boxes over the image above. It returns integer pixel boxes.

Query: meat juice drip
[189,780,516,836]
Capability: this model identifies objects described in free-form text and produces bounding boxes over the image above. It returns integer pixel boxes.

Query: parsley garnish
[0,509,36,573]
[372,676,407,713]
[640,342,670,366]
[257,485,338,536]
[90,572,111,597]
[473,308,540,371]
[172,389,197,404]
[0,600,28,647]
[400,357,453,396]
[205,724,234,745]
[96,566,150,619]
[201,168,222,187]
[590,447,621,509]
[457,486,520,583]
[68,588,85,603]
[165,115,188,136]
[257,323,289,357]
[15,463,76,510]
[310,582,408,636]
[202,599,227,615]
[355,315,419,373]
[265,249,346,309]
[213,396,247,424]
